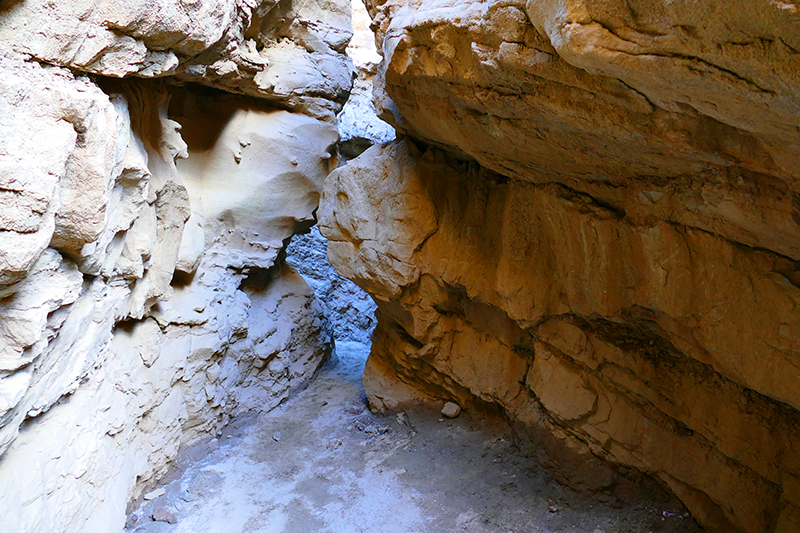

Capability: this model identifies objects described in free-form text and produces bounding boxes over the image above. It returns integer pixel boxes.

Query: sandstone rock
[319,141,438,300]
[320,140,800,533]
[337,0,395,159]
[286,225,377,344]
[279,2,387,349]
[0,250,82,374]
[321,2,800,532]
[0,0,352,118]
[526,350,596,424]
[0,54,124,288]
[170,88,339,270]
[0,0,348,525]
[143,488,166,501]
[347,0,383,70]
[152,507,177,524]
[0,59,195,464]
[0,99,336,530]
[441,402,461,418]
[367,0,800,260]
[174,215,206,276]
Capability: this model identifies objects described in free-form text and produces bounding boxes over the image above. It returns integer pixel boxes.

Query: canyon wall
[319,1,800,532]
[0,1,350,531]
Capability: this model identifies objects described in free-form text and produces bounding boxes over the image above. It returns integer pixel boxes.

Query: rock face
[0,0,352,118]
[0,0,349,531]
[283,0,388,346]
[336,0,395,159]
[319,1,800,533]
[287,225,377,345]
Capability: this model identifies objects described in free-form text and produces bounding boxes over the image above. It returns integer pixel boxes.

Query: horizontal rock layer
[320,1,800,531]
[0,0,352,118]
[370,0,800,259]
[321,140,800,533]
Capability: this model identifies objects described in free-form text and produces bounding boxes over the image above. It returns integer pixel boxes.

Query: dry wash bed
[126,341,702,533]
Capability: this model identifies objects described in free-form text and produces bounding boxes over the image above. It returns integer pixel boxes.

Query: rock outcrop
[283,0,389,346]
[0,0,349,531]
[0,0,352,118]
[336,0,395,159]
[319,1,800,532]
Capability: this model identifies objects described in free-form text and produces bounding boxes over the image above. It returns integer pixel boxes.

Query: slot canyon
[0,0,798,532]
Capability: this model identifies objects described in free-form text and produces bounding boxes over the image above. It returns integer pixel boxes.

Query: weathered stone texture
[337,0,395,158]
[0,0,349,530]
[322,140,800,533]
[0,0,353,118]
[287,225,378,345]
[321,0,800,520]
[367,0,800,258]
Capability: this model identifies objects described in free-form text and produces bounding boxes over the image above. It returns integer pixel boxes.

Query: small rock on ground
[143,488,166,500]
[152,508,177,524]
[441,401,461,418]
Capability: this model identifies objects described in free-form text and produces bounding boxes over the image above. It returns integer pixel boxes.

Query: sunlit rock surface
[0,0,352,118]
[320,1,800,532]
[337,0,395,158]
[0,0,349,530]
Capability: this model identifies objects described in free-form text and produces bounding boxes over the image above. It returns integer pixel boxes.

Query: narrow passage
[126,341,701,533]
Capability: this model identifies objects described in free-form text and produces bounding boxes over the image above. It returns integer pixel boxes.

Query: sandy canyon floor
[125,341,703,533]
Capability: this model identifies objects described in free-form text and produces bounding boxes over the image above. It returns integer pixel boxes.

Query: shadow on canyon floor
[125,341,703,533]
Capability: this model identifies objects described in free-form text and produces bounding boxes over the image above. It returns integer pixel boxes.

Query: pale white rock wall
[0,73,336,530]
[0,0,350,530]
[0,54,128,289]
[0,0,353,118]
[0,56,190,460]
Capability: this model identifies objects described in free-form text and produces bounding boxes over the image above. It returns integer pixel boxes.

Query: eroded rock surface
[337,0,395,159]
[0,0,352,118]
[320,1,800,532]
[0,0,349,531]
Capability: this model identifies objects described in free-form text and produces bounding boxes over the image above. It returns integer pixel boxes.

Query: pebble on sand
[441,402,462,418]
[152,507,178,524]
[143,488,166,501]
